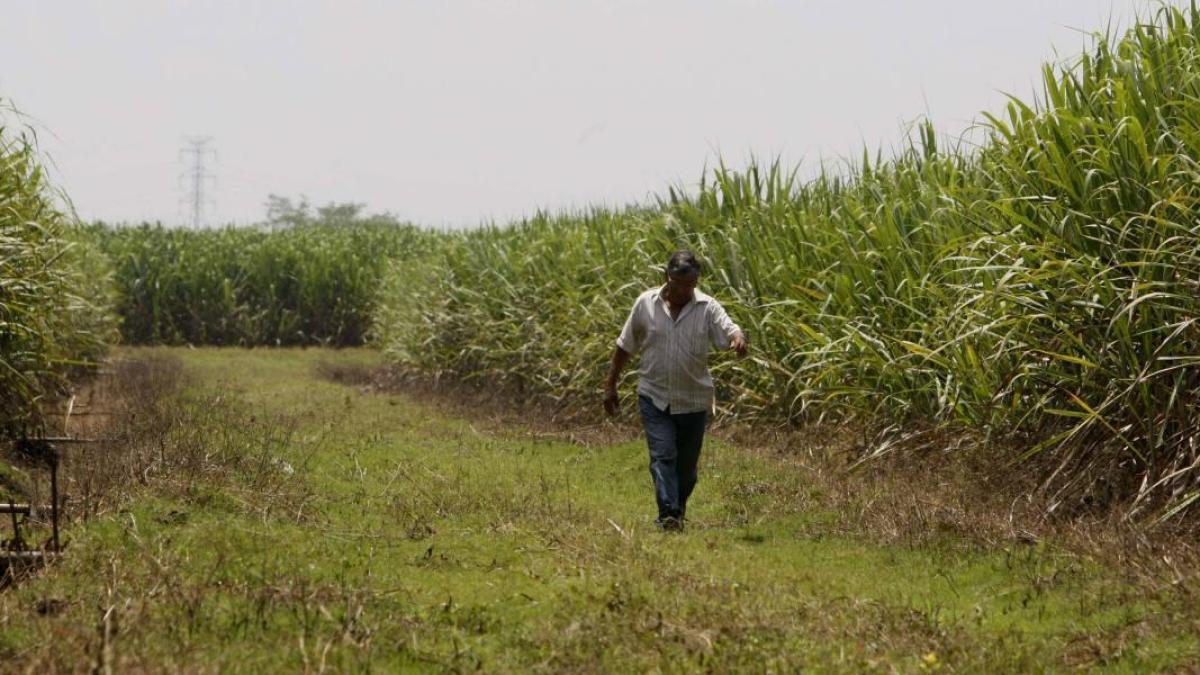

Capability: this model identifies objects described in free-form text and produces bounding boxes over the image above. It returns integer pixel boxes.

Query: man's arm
[729,330,748,358]
[606,295,645,415]
[603,346,631,416]
[710,301,749,358]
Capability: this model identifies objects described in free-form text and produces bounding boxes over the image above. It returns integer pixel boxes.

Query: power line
[179,136,216,229]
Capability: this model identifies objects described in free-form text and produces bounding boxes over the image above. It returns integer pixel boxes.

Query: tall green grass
[91,217,439,347]
[375,4,1200,517]
[0,112,116,434]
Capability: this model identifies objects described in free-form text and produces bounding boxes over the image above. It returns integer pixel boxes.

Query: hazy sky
[1,1,1151,228]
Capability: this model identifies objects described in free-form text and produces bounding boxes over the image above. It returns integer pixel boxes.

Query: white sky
[1,1,1151,228]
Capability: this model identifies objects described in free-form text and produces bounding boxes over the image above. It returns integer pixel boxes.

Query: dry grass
[55,356,313,524]
[2,355,315,590]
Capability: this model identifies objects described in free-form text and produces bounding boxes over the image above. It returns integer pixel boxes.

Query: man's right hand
[603,387,619,416]
[604,347,630,417]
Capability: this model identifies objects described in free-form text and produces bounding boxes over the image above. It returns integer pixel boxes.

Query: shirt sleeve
[616,297,647,354]
[707,300,742,350]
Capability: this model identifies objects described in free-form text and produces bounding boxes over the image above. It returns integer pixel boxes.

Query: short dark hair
[666,250,701,278]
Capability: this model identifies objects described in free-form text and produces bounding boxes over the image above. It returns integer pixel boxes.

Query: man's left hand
[730,332,748,358]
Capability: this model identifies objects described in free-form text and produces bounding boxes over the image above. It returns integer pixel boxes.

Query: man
[603,250,748,531]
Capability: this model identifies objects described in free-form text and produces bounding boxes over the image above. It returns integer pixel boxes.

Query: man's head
[662,250,701,306]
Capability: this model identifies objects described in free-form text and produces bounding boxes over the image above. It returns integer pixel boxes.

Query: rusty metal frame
[2,436,111,575]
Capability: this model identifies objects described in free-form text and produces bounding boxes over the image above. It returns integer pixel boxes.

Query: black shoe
[657,516,683,532]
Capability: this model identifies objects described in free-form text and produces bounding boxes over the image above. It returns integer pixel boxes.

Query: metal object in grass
[1,436,111,581]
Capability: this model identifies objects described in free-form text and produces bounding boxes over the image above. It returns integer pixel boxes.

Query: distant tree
[264,194,312,229]
[315,202,365,225]
[263,194,407,229]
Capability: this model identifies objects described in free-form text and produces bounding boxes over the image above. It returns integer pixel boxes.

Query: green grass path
[1,348,1196,673]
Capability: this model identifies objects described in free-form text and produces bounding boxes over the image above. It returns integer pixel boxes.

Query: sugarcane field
[4,3,1200,672]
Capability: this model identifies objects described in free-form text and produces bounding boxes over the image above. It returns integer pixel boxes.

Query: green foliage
[90,213,441,347]
[0,110,116,434]
[375,5,1200,515]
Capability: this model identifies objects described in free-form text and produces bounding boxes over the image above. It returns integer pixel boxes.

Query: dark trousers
[638,395,708,521]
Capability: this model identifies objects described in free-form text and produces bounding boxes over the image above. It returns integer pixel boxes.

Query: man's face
[663,271,699,306]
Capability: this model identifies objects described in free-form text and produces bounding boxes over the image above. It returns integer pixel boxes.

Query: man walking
[603,251,747,531]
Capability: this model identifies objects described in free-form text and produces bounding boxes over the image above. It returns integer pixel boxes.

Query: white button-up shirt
[616,286,743,414]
